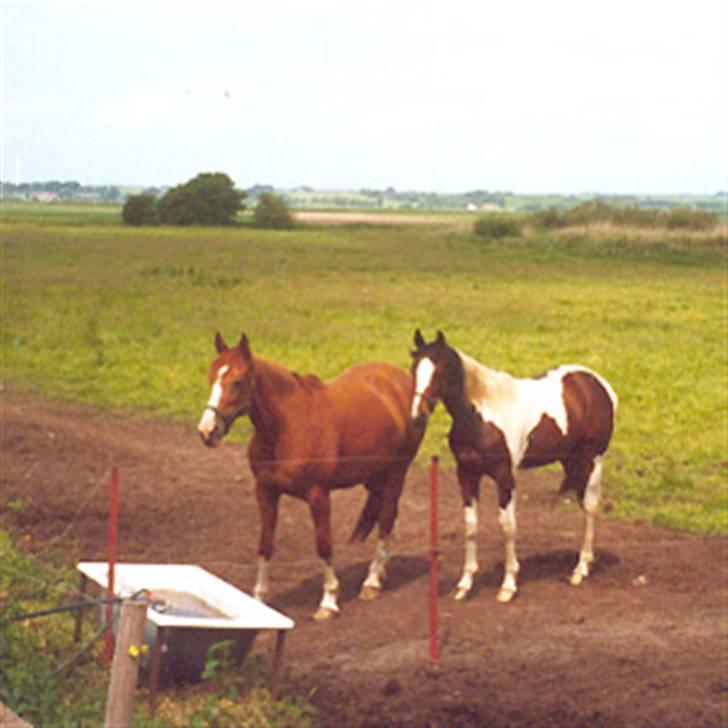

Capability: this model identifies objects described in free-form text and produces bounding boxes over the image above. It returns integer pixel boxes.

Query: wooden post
[269,630,288,700]
[147,626,166,713]
[74,573,88,643]
[104,600,148,728]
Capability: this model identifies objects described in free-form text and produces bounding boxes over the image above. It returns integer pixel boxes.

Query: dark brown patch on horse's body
[449,409,512,477]
[562,370,615,457]
[521,414,566,468]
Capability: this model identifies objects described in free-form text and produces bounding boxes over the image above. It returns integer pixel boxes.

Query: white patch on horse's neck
[456,351,576,468]
[411,357,436,419]
[457,350,515,406]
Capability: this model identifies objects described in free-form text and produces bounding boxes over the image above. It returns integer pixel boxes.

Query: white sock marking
[456,503,479,598]
[253,555,270,602]
[319,562,340,614]
[498,494,519,596]
[363,537,391,590]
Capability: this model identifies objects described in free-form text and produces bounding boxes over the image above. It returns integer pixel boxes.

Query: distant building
[30,191,61,203]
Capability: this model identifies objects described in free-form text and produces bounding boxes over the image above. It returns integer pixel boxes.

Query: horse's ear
[414,329,426,350]
[215,332,228,353]
[238,333,252,362]
[435,330,447,347]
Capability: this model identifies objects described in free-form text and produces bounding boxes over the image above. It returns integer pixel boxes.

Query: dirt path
[294,211,461,226]
[2,388,726,727]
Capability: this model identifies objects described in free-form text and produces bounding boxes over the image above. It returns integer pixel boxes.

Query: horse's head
[198,332,256,448]
[410,329,459,427]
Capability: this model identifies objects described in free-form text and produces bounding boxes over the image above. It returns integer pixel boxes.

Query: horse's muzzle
[412,410,429,429]
[411,390,435,429]
[199,429,222,448]
[198,406,227,447]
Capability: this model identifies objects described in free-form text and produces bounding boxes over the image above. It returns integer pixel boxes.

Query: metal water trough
[76,562,294,690]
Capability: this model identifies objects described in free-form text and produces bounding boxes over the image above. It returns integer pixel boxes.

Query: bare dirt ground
[2,388,726,727]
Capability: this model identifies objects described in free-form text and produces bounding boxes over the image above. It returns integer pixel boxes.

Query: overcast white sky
[2,0,726,194]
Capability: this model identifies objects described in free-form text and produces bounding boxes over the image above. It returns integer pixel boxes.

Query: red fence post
[105,466,120,666]
[429,455,439,663]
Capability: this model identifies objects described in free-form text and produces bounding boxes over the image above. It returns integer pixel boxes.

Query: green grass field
[1,203,725,533]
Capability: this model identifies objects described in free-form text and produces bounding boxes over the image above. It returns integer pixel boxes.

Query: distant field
[1,203,725,533]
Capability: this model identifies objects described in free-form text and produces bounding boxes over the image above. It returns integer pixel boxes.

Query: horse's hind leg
[360,535,392,601]
[359,469,406,600]
[564,454,603,586]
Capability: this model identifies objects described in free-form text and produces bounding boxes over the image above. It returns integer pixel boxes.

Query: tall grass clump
[253,192,296,230]
[0,531,108,724]
[154,649,316,727]
[531,199,719,231]
[473,213,522,238]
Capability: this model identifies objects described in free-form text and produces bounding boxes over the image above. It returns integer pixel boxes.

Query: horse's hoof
[570,570,585,586]
[313,606,339,621]
[496,588,516,603]
[454,587,470,601]
[359,585,382,601]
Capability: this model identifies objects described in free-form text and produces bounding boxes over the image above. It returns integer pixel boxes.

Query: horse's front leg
[253,482,280,602]
[308,484,340,620]
[495,468,519,603]
[454,466,481,601]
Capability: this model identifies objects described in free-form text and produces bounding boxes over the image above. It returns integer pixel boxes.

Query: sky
[1,0,726,195]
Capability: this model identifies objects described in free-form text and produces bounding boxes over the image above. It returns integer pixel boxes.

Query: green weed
[0,531,316,726]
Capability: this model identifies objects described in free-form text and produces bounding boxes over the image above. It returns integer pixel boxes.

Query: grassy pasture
[1,204,725,533]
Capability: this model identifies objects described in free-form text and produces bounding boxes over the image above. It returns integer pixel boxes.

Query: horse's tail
[349,490,381,543]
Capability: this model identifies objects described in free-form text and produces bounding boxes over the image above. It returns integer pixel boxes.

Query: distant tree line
[2,180,123,202]
[4,177,723,215]
[357,187,510,210]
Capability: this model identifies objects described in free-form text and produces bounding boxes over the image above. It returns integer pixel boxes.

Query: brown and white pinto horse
[198,333,424,620]
[410,330,617,603]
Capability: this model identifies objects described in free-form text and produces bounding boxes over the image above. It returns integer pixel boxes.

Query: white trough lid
[78,562,294,631]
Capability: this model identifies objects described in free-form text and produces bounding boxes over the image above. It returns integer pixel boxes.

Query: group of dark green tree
[122,173,294,229]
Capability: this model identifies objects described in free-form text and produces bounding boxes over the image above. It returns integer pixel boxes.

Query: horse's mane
[292,371,325,390]
[457,350,516,405]
[254,357,325,394]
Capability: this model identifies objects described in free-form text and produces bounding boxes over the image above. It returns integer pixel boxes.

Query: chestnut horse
[410,330,617,603]
[198,333,424,619]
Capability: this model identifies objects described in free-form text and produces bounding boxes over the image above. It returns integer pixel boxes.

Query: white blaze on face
[197,365,228,439]
[412,357,436,419]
